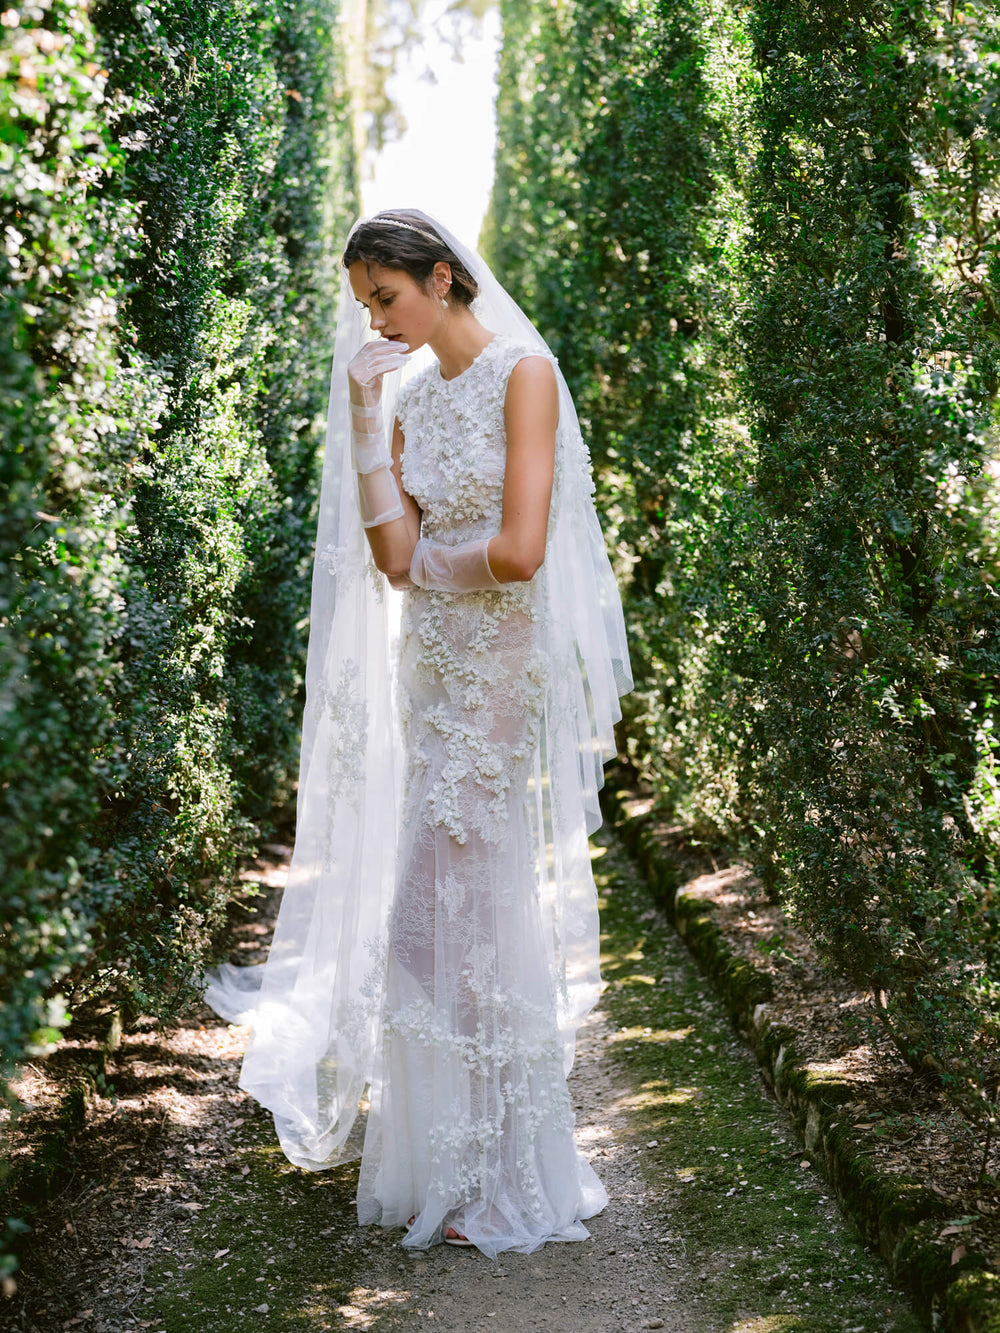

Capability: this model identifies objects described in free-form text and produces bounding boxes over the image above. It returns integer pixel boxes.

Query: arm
[487,354,558,582]
[363,415,422,589]
[409,355,558,591]
[346,338,421,589]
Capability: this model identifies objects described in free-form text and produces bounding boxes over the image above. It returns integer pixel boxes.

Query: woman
[204,209,632,1259]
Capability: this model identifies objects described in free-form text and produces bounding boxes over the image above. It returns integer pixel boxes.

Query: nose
[369,306,385,331]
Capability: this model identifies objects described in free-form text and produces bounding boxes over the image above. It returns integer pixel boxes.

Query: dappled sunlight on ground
[603,1078,705,1142]
[575,1117,617,1148]
[729,1318,821,1332]
[582,825,924,1333]
[608,1024,694,1045]
[331,1286,413,1328]
[615,972,658,989]
[800,1057,858,1080]
[680,866,749,902]
[642,1081,701,1106]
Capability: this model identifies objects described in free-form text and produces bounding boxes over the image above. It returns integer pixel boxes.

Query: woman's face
[348,258,445,354]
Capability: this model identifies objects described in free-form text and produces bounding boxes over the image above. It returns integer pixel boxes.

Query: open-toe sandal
[443,1225,474,1248]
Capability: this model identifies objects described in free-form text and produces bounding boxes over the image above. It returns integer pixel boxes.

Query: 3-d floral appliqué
[357,335,588,1249]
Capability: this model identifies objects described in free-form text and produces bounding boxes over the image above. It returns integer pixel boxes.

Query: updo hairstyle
[341,210,480,308]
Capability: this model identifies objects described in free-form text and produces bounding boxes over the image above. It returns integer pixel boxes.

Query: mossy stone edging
[600,775,1000,1333]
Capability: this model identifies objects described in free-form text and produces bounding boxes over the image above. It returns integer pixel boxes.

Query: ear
[433,260,453,298]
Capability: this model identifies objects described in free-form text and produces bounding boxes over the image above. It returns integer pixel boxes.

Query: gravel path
[6,829,923,1332]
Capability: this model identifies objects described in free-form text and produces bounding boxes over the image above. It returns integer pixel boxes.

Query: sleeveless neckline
[435,333,504,384]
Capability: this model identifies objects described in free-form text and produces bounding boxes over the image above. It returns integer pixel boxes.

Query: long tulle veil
[202,208,633,1170]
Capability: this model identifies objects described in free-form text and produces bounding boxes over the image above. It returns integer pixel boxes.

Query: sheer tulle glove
[347,339,410,527]
[347,338,410,409]
[409,536,503,592]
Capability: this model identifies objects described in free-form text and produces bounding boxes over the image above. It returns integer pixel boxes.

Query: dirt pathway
[6,829,924,1332]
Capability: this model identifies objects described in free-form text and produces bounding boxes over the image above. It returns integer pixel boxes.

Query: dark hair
[341,209,479,308]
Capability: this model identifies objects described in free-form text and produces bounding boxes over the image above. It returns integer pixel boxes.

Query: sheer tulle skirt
[355,587,607,1257]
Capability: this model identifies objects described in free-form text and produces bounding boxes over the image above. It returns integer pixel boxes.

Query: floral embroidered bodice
[397,332,561,549]
[391,332,558,844]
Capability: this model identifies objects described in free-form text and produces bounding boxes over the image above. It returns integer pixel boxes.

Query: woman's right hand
[348,339,410,404]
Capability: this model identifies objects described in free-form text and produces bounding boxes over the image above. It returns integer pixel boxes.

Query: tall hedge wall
[1,0,356,1118]
[484,0,754,831]
[733,0,999,1125]
[486,0,1000,1132]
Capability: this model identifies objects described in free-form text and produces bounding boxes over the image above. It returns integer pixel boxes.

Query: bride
[203,208,632,1258]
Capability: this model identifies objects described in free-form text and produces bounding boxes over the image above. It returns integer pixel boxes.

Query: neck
[429,307,496,380]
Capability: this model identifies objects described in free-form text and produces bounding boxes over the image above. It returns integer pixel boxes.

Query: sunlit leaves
[1,0,355,1157]
[490,0,1000,1132]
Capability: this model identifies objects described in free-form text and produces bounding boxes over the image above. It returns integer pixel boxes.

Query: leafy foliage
[484,0,753,830]
[487,0,1000,1143]
[733,0,1000,1137]
[0,0,356,1155]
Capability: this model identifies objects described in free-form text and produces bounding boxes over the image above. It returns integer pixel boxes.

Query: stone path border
[601,774,1000,1333]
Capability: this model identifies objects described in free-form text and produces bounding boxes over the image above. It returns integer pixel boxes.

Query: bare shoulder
[504,353,558,412]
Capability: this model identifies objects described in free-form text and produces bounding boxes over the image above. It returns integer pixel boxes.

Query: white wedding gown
[204,331,609,1259]
[357,334,606,1254]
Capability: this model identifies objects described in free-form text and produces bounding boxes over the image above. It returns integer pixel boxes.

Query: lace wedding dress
[203,229,632,1258]
[356,332,608,1255]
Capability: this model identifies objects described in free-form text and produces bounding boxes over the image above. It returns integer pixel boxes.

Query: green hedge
[484,0,752,830]
[1,0,355,1145]
[732,0,999,1130]
[487,0,1000,1139]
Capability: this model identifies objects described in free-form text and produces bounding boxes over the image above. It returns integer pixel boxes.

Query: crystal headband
[366,216,433,238]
